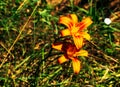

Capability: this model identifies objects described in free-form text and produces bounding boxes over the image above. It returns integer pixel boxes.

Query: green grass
[0,0,120,86]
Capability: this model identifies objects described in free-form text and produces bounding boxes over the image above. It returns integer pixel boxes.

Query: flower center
[70,26,79,34]
[67,45,77,57]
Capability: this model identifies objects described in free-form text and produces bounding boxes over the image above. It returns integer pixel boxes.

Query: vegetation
[0,0,120,86]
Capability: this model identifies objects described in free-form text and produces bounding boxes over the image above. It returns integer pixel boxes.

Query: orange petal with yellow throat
[73,35,84,49]
[78,17,93,31]
[72,58,81,74]
[59,16,72,28]
[75,50,88,57]
[70,14,78,24]
[60,29,71,36]
[58,55,68,64]
[52,42,63,51]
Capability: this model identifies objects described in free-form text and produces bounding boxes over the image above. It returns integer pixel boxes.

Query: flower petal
[70,14,78,24]
[52,42,63,51]
[59,16,72,28]
[75,50,88,57]
[77,17,93,31]
[58,55,68,64]
[82,32,91,40]
[60,29,71,36]
[72,58,81,74]
[73,35,84,49]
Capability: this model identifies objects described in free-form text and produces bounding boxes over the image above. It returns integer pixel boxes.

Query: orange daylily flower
[59,14,93,49]
[52,42,88,74]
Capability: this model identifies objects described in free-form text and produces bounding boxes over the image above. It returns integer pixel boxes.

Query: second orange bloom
[52,42,88,74]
